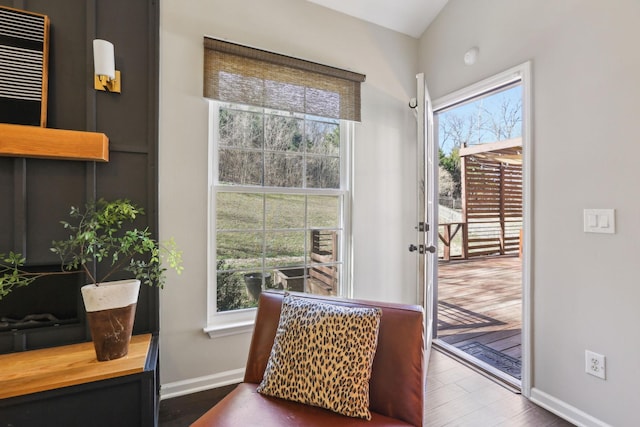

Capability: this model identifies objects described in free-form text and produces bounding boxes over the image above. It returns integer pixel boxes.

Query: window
[212,102,351,313]
[202,38,364,334]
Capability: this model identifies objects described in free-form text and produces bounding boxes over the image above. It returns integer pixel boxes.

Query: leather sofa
[192,291,425,426]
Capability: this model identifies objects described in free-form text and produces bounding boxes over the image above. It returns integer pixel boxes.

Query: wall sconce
[93,39,121,93]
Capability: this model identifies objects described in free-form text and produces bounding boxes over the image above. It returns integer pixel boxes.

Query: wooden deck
[436,256,522,379]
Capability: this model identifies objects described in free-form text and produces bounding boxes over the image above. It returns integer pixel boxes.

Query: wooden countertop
[0,334,151,399]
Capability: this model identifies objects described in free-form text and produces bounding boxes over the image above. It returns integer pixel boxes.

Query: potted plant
[0,199,182,361]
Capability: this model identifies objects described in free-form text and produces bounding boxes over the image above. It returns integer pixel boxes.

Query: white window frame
[204,101,353,338]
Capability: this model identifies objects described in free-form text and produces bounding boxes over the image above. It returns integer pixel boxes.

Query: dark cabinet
[0,334,159,426]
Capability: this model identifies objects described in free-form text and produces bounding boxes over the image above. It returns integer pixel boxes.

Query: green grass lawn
[216,192,340,270]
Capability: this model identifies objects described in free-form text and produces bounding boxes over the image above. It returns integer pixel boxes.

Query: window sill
[203,321,254,339]
[203,309,257,338]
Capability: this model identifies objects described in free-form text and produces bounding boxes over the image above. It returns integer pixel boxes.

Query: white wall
[158,0,419,395]
[420,1,640,425]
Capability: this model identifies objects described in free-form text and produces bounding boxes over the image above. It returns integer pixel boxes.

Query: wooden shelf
[0,123,109,162]
[0,334,151,399]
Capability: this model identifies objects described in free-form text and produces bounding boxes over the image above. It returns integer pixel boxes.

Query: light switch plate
[584,209,615,234]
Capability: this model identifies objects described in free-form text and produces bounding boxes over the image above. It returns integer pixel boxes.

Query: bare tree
[439,92,521,150]
[439,112,482,151]
[480,97,522,141]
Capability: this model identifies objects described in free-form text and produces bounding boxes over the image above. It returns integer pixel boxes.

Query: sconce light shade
[93,39,121,93]
[93,39,115,79]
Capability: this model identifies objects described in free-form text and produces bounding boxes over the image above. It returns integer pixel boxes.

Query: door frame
[429,61,532,396]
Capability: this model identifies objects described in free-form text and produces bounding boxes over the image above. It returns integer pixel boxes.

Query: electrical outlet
[585,350,606,379]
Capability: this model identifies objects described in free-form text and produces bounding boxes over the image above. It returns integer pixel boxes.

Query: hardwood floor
[425,349,573,427]
[159,384,238,426]
[159,349,573,426]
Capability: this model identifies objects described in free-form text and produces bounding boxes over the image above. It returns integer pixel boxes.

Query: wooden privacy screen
[308,230,338,296]
[461,141,523,258]
[0,6,50,127]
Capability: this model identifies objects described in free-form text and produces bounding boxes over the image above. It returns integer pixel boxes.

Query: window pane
[306,155,339,188]
[308,230,338,264]
[264,153,303,187]
[272,266,307,293]
[308,195,340,228]
[306,120,339,155]
[217,192,263,230]
[219,149,263,185]
[216,231,263,270]
[266,194,304,229]
[265,114,303,152]
[265,231,305,268]
[242,271,272,303]
[219,108,263,148]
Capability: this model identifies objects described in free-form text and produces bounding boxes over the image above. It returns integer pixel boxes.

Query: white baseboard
[530,388,611,427]
[160,368,245,400]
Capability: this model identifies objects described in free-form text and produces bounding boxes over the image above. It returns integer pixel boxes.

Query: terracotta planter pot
[81,279,140,361]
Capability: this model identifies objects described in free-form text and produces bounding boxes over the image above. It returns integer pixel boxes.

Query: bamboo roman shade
[203,37,365,121]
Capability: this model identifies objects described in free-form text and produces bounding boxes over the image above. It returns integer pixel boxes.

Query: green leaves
[163,238,184,276]
[3,251,26,266]
[0,199,183,300]
[50,199,182,286]
[0,252,41,298]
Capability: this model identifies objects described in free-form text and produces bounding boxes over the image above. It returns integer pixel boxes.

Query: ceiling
[306,0,449,38]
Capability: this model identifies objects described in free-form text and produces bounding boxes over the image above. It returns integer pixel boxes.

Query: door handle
[409,244,436,254]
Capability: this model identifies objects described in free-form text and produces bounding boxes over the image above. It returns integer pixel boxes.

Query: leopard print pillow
[257,293,382,420]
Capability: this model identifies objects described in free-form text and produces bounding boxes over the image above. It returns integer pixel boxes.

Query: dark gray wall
[0,0,159,352]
